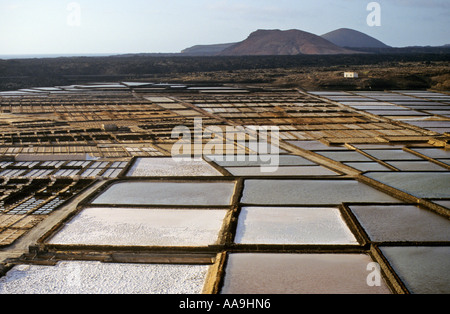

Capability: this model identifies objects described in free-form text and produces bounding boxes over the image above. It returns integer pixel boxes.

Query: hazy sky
[0,0,449,55]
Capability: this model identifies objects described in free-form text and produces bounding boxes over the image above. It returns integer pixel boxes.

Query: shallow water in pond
[235,207,358,245]
[92,181,236,206]
[364,172,450,199]
[240,179,401,205]
[221,253,391,294]
[349,205,450,242]
[379,246,450,294]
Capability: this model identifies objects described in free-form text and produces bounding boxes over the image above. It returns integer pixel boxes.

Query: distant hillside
[218,29,359,56]
[181,43,236,56]
[321,28,390,48]
[179,29,448,56]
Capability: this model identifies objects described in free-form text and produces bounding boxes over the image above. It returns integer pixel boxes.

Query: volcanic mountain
[218,29,359,56]
[181,43,236,56]
[321,28,390,48]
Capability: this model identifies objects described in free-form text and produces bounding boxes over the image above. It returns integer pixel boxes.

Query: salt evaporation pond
[126,157,223,177]
[379,246,450,294]
[0,261,209,294]
[364,172,450,199]
[235,207,358,245]
[91,181,236,206]
[240,179,401,205]
[225,166,339,176]
[207,154,317,167]
[349,205,450,242]
[220,253,391,294]
[48,207,228,247]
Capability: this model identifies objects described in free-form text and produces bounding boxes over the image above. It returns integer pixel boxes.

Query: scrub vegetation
[0,53,449,91]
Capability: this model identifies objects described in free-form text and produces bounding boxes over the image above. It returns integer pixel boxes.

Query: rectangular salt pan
[225,166,338,176]
[241,179,401,205]
[91,181,236,206]
[0,261,209,294]
[364,172,450,199]
[409,148,450,159]
[316,151,373,162]
[379,246,450,294]
[235,207,358,245]
[362,149,423,161]
[386,161,446,171]
[127,157,223,177]
[349,205,450,242]
[286,140,347,151]
[221,253,391,294]
[343,162,391,172]
[48,207,228,247]
[207,154,316,167]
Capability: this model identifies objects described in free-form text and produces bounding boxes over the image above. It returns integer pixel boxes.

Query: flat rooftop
[0,82,449,295]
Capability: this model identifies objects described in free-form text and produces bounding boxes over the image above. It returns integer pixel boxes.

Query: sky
[0,0,449,55]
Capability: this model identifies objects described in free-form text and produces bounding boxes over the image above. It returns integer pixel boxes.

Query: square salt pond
[349,205,450,242]
[364,172,450,199]
[385,161,447,171]
[316,151,374,162]
[240,179,401,205]
[206,154,316,167]
[379,246,450,294]
[0,261,210,294]
[361,149,423,161]
[48,207,228,247]
[235,207,358,245]
[343,162,391,172]
[225,166,339,177]
[220,253,391,294]
[91,181,236,206]
[127,157,223,177]
[409,148,450,159]
[286,140,347,151]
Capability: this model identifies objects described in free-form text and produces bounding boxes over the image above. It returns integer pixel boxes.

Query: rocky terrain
[174,61,450,91]
[0,53,449,92]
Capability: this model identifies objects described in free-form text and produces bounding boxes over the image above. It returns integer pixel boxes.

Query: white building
[344,72,359,78]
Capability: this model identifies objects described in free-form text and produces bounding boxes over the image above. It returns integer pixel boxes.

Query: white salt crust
[48,207,228,246]
[235,207,358,245]
[0,261,209,294]
[127,157,223,177]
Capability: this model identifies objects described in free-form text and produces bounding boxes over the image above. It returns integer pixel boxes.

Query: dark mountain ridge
[217,29,359,56]
[180,28,392,56]
[180,28,449,56]
[321,28,390,48]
